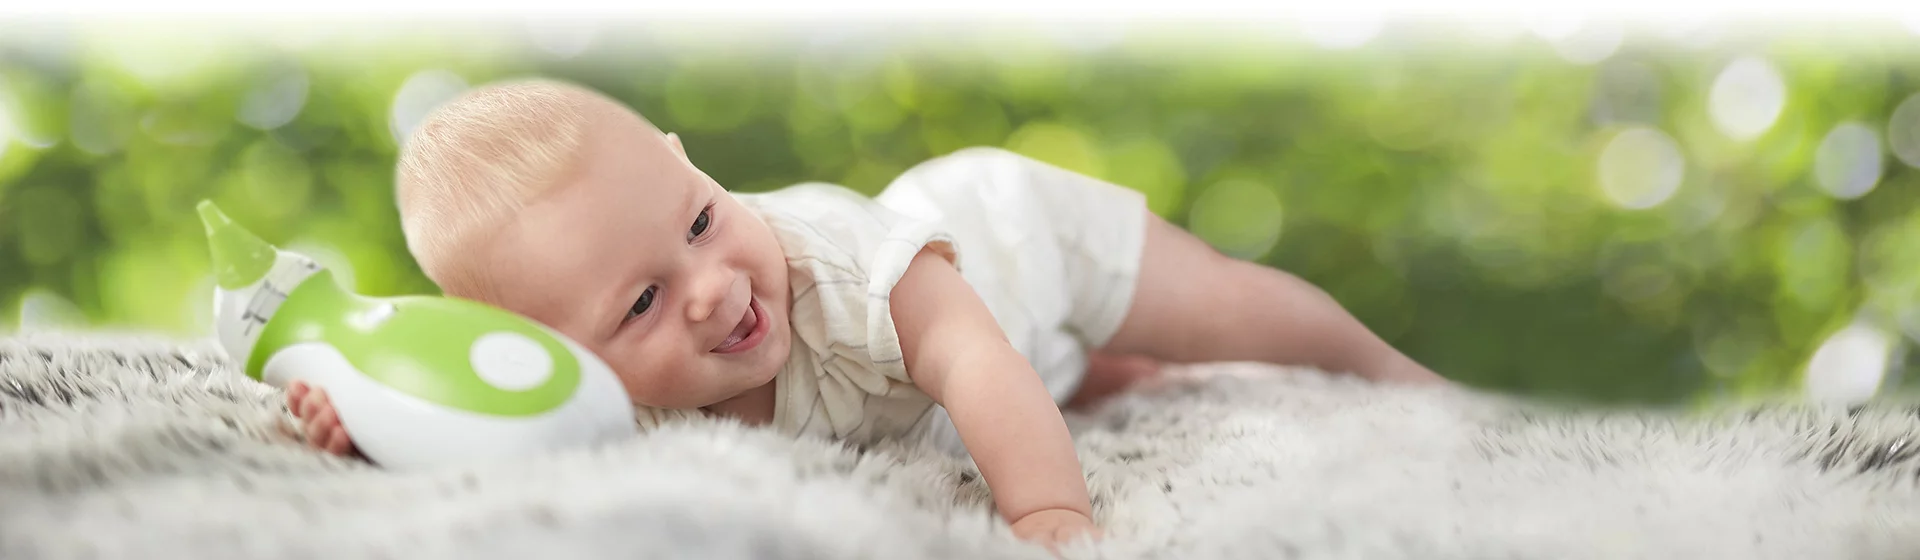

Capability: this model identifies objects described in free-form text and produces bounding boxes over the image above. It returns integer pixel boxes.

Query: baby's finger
[300,417,330,448]
[323,426,354,456]
[312,403,341,432]
[298,389,330,419]
[285,385,307,416]
[303,420,338,452]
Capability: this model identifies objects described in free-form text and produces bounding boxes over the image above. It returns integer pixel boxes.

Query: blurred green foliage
[3,18,1920,407]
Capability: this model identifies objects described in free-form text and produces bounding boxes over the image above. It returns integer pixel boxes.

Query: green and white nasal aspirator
[198,200,637,469]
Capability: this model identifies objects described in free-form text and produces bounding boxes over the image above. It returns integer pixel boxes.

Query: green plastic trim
[244,269,583,417]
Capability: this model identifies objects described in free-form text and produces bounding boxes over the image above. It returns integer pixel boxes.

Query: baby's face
[468,112,792,410]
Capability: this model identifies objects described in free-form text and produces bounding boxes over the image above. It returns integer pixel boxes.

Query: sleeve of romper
[757,183,960,438]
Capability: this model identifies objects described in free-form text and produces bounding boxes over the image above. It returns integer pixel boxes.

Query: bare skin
[1104,212,1443,385]
[286,201,1443,548]
[288,92,1442,552]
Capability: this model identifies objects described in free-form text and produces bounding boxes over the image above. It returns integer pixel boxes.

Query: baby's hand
[1009,508,1102,554]
[286,382,361,458]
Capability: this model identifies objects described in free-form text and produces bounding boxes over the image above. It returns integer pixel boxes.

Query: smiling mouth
[710,296,766,354]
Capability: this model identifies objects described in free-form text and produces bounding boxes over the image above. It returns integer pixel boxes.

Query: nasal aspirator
[198,200,637,469]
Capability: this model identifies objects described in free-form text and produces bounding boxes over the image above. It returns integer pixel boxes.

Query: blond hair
[395,78,610,298]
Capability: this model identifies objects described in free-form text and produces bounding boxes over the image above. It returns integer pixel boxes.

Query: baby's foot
[287,381,362,458]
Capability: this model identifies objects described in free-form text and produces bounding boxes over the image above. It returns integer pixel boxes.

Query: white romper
[733,147,1149,455]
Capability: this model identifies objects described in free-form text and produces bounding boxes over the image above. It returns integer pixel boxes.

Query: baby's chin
[628,367,785,410]
[758,324,791,366]
[620,377,729,410]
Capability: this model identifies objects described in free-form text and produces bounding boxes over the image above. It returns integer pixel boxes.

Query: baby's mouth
[711,297,762,353]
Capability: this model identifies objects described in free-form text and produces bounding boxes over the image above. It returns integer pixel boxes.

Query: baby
[286,79,1444,548]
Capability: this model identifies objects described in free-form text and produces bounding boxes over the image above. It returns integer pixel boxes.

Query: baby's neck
[700,377,778,426]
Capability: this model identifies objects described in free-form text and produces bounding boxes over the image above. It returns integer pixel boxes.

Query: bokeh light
[4,20,1920,406]
[182,275,215,338]
[1597,126,1685,209]
[286,241,358,294]
[1812,122,1882,200]
[1775,216,1852,313]
[1803,321,1895,405]
[4,86,53,151]
[237,64,310,131]
[1904,306,1920,345]
[1858,216,1920,294]
[68,77,133,156]
[1187,179,1284,260]
[236,138,316,221]
[1696,323,1765,379]
[0,85,14,160]
[142,103,229,147]
[1708,56,1786,142]
[389,69,469,146]
[1888,92,1920,169]
[1103,137,1187,218]
[1004,121,1105,179]
[16,288,85,332]
[92,25,236,94]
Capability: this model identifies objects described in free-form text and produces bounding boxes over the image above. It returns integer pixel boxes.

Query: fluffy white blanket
[3,333,1918,559]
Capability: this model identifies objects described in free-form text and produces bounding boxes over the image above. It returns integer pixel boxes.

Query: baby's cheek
[613,353,692,404]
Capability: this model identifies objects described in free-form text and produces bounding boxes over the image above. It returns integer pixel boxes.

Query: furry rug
[3,332,1920,560]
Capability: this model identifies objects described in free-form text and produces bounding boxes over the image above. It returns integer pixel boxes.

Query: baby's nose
[685,271,734,323]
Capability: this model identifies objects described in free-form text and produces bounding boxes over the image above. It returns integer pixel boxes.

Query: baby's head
[395,79,792,411]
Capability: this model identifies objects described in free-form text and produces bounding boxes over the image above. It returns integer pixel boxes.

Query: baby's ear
[664,132,685,157]
[664,132,698,167]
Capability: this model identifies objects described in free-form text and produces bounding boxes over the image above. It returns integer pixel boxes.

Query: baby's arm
[890,248,1099,547]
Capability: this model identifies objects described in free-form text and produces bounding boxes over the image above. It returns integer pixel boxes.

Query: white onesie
[733,147,1148,455]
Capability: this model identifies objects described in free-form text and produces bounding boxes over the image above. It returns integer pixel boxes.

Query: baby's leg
[1100,211,1444,384]
[1066,351,1161,410]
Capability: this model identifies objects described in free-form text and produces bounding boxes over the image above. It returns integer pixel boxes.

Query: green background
[3,18,1919,408]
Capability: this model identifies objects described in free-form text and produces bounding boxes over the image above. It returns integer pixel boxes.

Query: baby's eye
[626,286,657,322]
[687,206,712,241]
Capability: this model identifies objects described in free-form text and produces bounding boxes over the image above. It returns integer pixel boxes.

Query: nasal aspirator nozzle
[197,199,638,469]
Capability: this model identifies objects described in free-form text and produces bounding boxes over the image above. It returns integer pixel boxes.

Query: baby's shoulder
[738,182,918,248]
[736,183,895,267]
[737,182,879,222]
